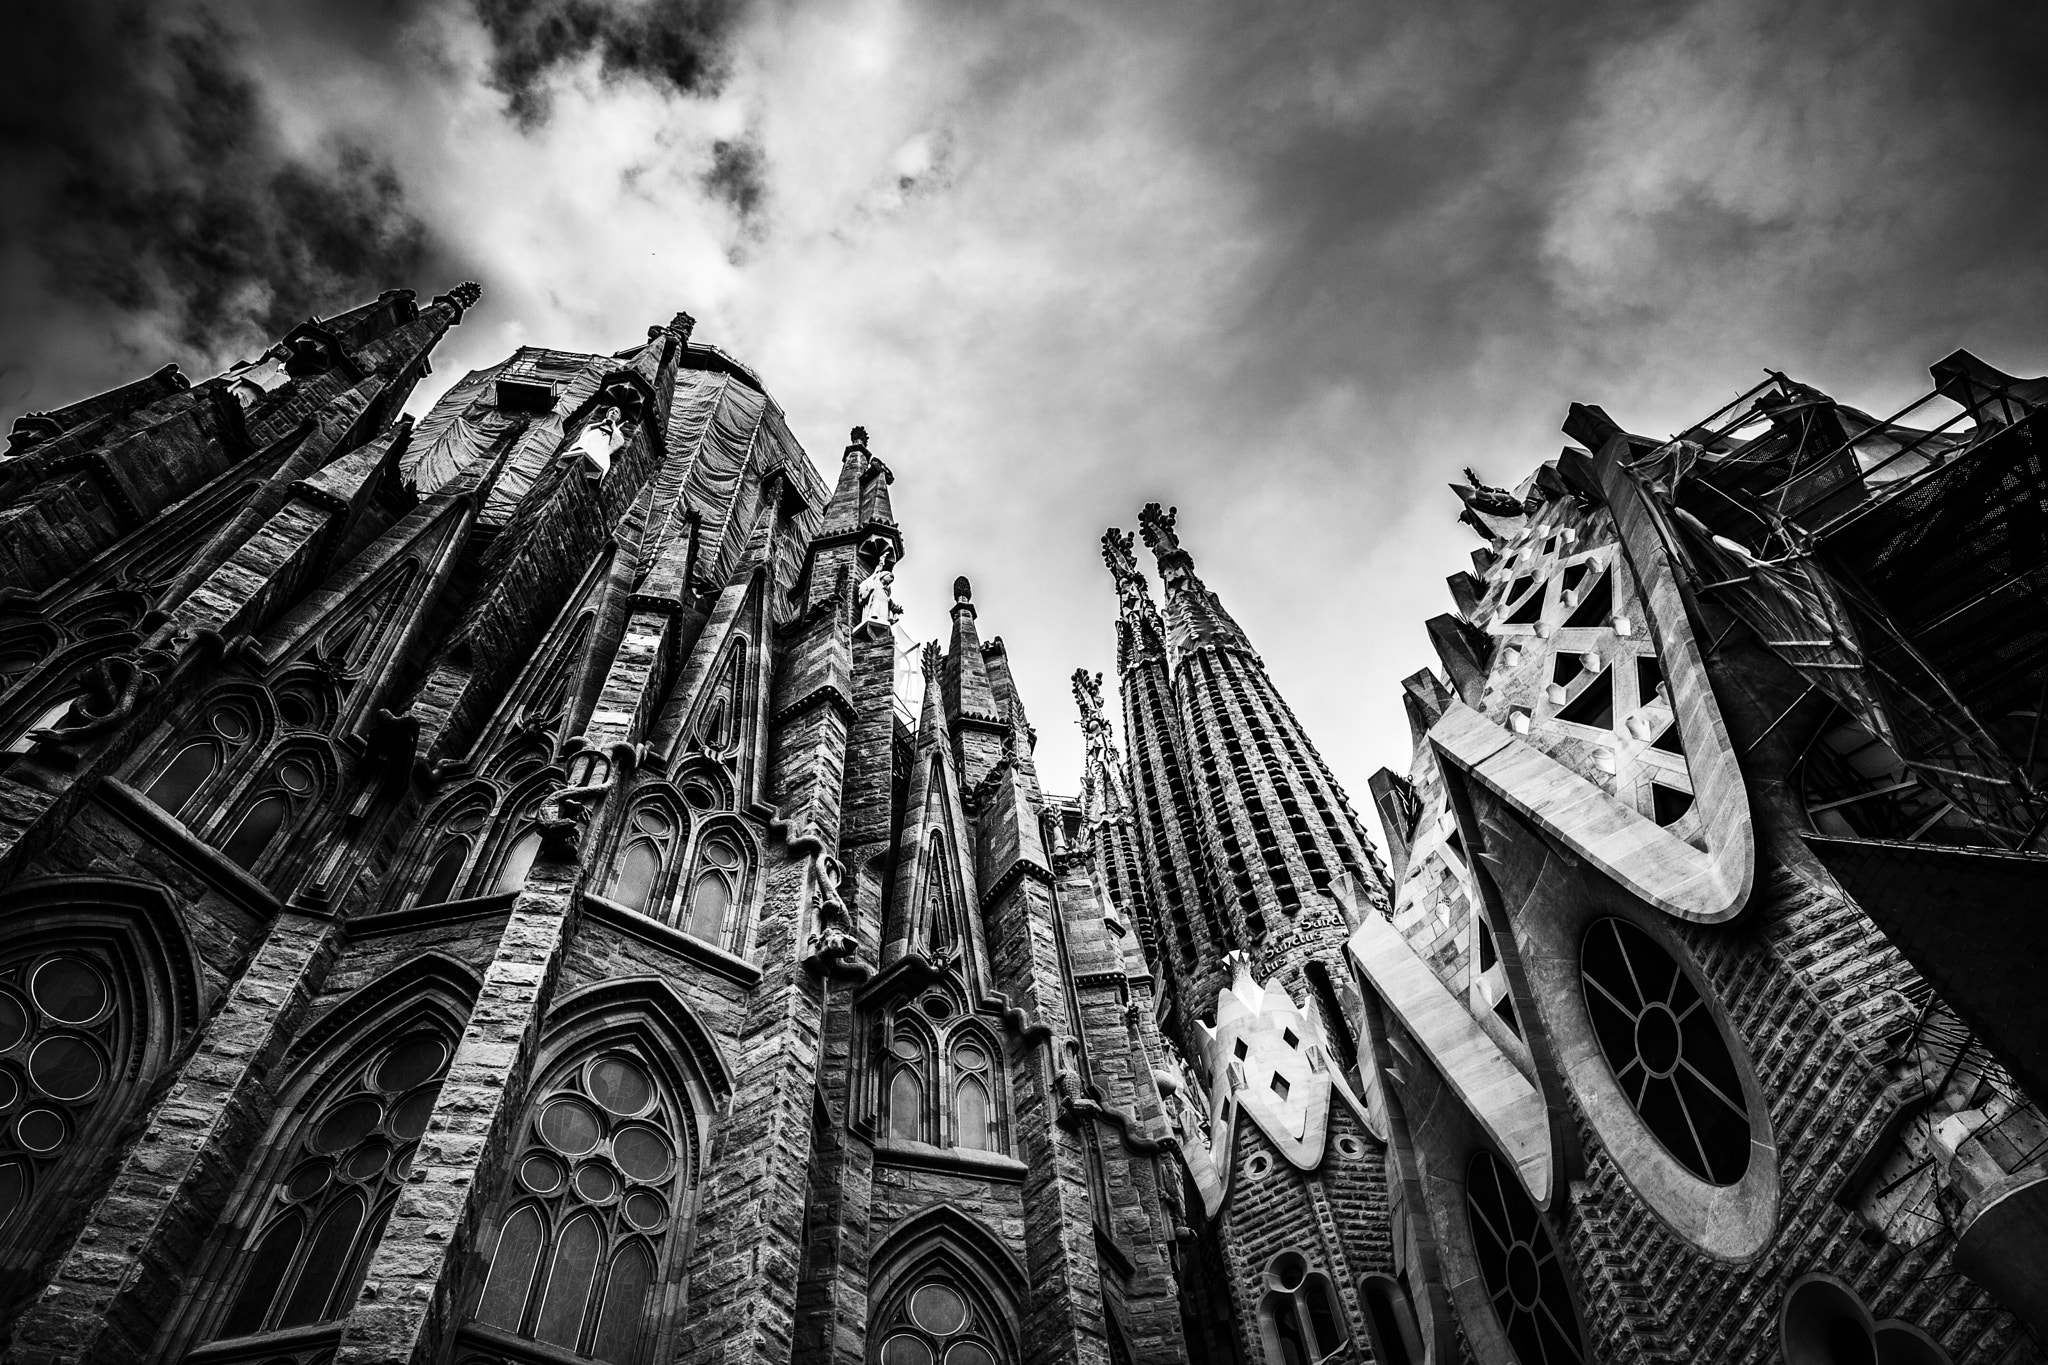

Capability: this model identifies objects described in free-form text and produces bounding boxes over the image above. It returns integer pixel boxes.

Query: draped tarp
[679,378,767,586]
[403,366,524,495]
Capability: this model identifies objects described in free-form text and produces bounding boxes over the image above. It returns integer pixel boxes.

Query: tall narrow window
[470,1047,689,1365]
[416,806,488,907]
[217,1031,452,1339]
[886,1026,930,1145]
[609,800,684,916]
[139,696,260,816]
[921,836,962,957]
[494,830,544,895]
[684,834,744,945]
[951,1035,995,1152]
[217,754,322,872]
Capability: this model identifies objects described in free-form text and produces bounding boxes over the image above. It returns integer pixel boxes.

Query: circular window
[881,1335,933,1365]
[540,1097,603,1155]
[519,1153,565,1195]
[284,1160,331,1201]
[1245,1153,1273,1180]
[377,1036,448,1093]
[573,1162,619,1203]
[1465,1150,1585,1364]
[588,1056,655,1117]
[28,1036,102,1101]
[346,1141,392,1180]
[911,1283,969,1335]
[614,1124,673,1182]
[1335,1135,1366,1160]
[313,1098,383,1153]
[624,1189,669,1231]
[1580,918,1751,1185]
[390,1085,440,1140]
[17,1108,66,1153]
[31,959,108,1025]
[921,997,952,1021]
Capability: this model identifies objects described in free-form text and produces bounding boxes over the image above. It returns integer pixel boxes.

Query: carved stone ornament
[533,741,621,857]
[29,648,175,755]
[801,851,870,980]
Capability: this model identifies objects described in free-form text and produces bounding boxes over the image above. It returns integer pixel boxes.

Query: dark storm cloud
[0,1,445,399]
[703,137,767,226]
[473,0,742,125]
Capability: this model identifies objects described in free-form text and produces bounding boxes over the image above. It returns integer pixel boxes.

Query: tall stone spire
[1128,504,1388,1044]
[941,575,1006,789]
[1137,501,1254,663]
[1102,526,1228,1031]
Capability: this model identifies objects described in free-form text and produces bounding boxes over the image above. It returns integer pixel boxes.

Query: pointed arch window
[136,694,262,818]
[471,1048,690,1364]
[216,751,325,872]
[683,830,747,947]
[950,1034,996,1152]
[494,831,545,896]
[319,564,417,680]
[884,1019,933,1146]
[920,835,963,958]
[691,643,747,758]
[870,1277,1012,1365]
[878,1016,1007,1156]
[609,798,686,916]
[1258,1252,1348,1365]
[413,802,491,907]
[216,1031,452,1339]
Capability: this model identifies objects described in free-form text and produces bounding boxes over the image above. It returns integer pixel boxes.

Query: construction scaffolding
[1608,351,2048,850]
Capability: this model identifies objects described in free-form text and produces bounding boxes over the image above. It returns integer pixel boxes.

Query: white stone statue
[569,407,628,477]
[857,550,902,632]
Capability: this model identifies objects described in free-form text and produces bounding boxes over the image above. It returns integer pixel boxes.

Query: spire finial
[1071,667,1105,723]
[1138,502,1182,558]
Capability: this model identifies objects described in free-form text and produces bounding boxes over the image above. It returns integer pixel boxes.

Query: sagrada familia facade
[0,283,2042,1365]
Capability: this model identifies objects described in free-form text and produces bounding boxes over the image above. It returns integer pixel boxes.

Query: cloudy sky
[5,0,2047,804]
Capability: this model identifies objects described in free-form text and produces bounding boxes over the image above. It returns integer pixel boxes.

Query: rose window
[0,953,123,1231]
[220,1031,452,1336]
[473,1050,687,1364]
